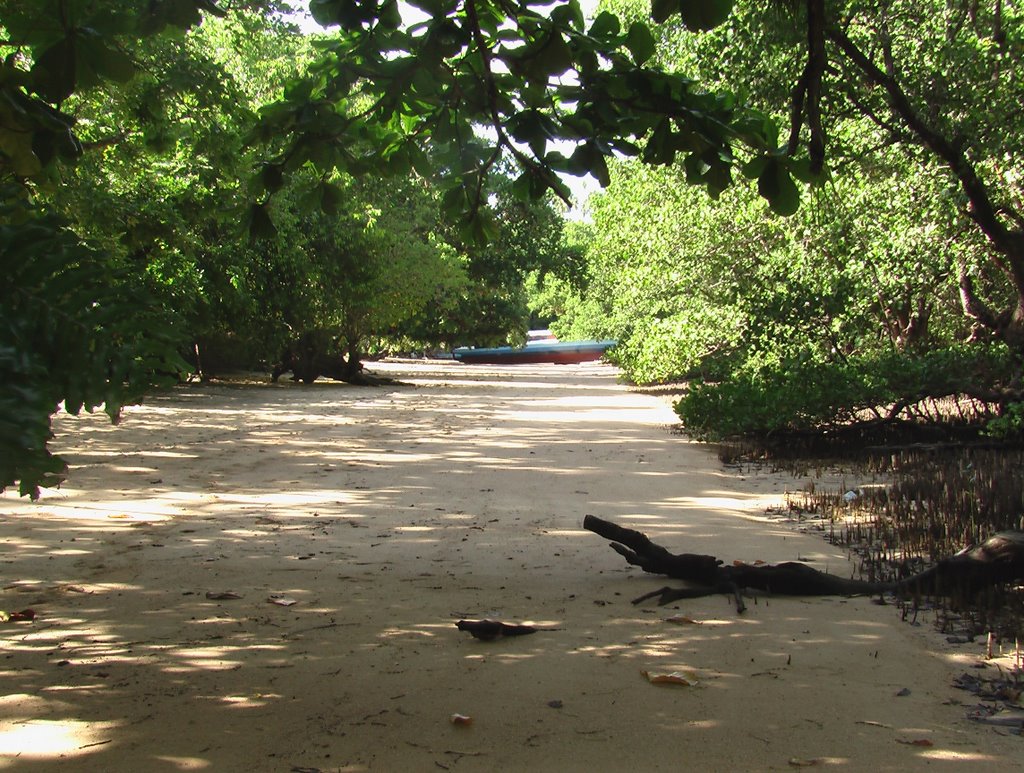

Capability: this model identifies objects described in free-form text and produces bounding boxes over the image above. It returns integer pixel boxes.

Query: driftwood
[583,515,1024,613]
[898,530,1024,598]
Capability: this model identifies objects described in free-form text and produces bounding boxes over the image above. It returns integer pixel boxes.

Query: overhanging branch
[825,25,1024,267]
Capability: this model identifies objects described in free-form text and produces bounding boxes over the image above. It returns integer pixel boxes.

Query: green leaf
[651,0,680,25]
[642,118,674,165]
[0,126,43,176]
[532,32,574,79]
[91,43,136,83]
[551,0,585,31]
[246,203,278,241]
[508,109,559,157]
[319,181,344,215]
[741,156,768,179]
[566,144,590,176]
[592,154,611,187]
[309,0,382,28]
[405,0,458,15]
[786,156,821,184]
[588,12,621,38]
[32,38,76,102]
[403,145,429,178]
[547,173,572,202]
[309,0,343,26]
[683,151,710,185]
[704,161,732,198]
[378,0,403,29]
[626,22,656,66]
[260,163,284,193]
[571,144,612,187]
[677,0,734,32]
[467,211,499,245]
[441,185,466,215]
[157,0,205,30]
[382,146,411,176]
[83,10,138,36]
[512,171,533,200]
[757,159,800,216]
[194,0,227,17]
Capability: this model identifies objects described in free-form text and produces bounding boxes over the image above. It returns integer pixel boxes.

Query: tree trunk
[824,24,1024,356]
[897,530,1024,599]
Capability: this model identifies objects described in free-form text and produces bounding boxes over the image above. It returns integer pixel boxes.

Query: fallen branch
[897,530,1024,598]
[584,514,884,610]
[583,516,1024,611]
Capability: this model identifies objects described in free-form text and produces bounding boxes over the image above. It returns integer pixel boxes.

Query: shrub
[675,345,1015,440]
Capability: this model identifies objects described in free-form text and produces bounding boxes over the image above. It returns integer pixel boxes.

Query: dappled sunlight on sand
[151,755,213,770]
[0,713,121,762]
[919,749,1006,762]
[0,360,1015,770]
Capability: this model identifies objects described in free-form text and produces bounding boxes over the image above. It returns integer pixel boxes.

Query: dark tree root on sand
[583,515,1024,614]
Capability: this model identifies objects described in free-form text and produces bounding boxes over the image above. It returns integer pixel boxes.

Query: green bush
[675,345,1015,440]
[985,402,1024,439]
[1,208,187,497]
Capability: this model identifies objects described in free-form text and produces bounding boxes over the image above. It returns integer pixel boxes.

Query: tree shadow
[0,362,1012,769]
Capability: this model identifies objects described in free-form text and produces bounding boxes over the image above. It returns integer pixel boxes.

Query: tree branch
[804,0,826,173]
[463,0,569,205]
[826,26,1024,268]
[827,23,1024,343]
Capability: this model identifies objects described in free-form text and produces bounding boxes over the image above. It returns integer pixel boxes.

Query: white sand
[0,359,1018,771]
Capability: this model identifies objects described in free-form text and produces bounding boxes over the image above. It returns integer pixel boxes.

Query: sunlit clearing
[572,643,643,657]
[492,653,537,663]
[845,632,885,642]
[0,718,119,758]
[12,622,132,646]
[48,548,92,556]
[791,758,847,767]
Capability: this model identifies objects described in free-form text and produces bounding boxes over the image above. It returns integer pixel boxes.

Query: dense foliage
[550,0,1024,441]
[4,0,1024,495]
[0,1,581,496]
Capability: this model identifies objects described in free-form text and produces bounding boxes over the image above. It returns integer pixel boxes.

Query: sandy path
[0,360,1018,771]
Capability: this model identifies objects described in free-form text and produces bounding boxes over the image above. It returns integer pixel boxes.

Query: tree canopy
[3,0,1024,496]
[2,0,593,497]
[550,0,1023,441]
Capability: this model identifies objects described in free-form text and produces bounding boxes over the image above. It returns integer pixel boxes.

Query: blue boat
[452,338,616,365]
